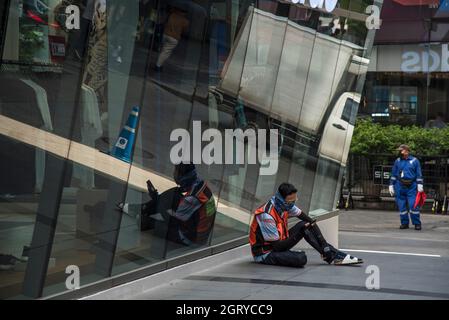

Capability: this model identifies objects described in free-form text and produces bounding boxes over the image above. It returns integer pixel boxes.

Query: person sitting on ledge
[249,183,363,267]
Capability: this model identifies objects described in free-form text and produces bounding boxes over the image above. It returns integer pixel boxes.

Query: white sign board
[290,0,339,13]
[370,43,449,72]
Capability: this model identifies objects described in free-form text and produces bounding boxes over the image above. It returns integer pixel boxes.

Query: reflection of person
[0,254,26,271]
[82,0,108,139]
[424,112,447,129]
[249,183,363,267]
[119,163,216,246]
[317,20,334,35]
[72,0,96,60]
[389,144,423,230]
[154,7,190,71]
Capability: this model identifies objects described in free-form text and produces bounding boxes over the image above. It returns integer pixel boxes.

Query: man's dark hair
[174,162,195,177]
[278,183,297,198]
[170,6,188,14]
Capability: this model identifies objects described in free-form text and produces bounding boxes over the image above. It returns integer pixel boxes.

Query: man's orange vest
[249,201,289,257]
[179,181,216,244]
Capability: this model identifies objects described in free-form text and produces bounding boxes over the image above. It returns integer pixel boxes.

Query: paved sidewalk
[131,210,449,300]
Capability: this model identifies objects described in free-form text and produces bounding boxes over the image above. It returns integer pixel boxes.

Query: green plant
[19,24,45,62]
[350,119,449,156]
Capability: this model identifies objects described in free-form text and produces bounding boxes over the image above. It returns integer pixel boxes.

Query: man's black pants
[261,221,334,268]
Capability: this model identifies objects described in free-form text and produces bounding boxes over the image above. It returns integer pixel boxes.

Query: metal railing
[343,153,449,201]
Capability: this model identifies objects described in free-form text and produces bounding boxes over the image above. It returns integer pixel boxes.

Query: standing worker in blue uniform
[389,144,424,230]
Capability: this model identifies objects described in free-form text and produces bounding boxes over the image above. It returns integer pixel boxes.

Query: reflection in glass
[0,0,380,299]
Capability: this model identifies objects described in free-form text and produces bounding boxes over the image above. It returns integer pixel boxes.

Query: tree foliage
[350,119,449,156]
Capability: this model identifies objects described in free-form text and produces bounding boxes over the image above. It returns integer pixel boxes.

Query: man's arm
[415,159,423,185]
[390,159,399,185]
[389,159,399,196]
[256,214,279,242]
[288,206,315,223]
[256,214,299,252]
[171,195,202,222]
[415,158,424,192]
[390,159,399,186]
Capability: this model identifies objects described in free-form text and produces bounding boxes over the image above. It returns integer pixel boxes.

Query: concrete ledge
[81,241,251,300]
[44,210,339,300]
[43,237,246,300]
[314,210,339,222]
[313,215,339,248]
[289,210,339,248]
[80,210,339,300]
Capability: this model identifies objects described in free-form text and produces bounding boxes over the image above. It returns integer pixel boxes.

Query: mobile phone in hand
[146,179,158,200]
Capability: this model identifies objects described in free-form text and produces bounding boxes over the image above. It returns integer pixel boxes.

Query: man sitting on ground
[249,183,363,267]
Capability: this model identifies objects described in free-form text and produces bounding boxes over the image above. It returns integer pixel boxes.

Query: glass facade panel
[0,0,380,299]
[362,0,449,127]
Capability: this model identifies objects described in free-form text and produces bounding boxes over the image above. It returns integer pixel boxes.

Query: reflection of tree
[337,0,372,46]
[19,25,45,62]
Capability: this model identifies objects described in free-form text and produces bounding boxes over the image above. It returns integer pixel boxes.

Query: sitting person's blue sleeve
[171,195,202,222]
[256,213,280,241]
[288,205,302,217]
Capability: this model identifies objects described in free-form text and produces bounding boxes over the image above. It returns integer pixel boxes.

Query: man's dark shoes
[415,224,422,231]
[400,224,409,229]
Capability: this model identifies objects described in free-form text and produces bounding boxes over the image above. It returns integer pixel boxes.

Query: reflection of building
[216,6,370,216]
[361,0,449,126]
[0,0,378,299]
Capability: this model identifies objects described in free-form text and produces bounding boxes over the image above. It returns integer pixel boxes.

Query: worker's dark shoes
[415,224,422,230]
[332,251,363,265]
[400,224,409,229]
